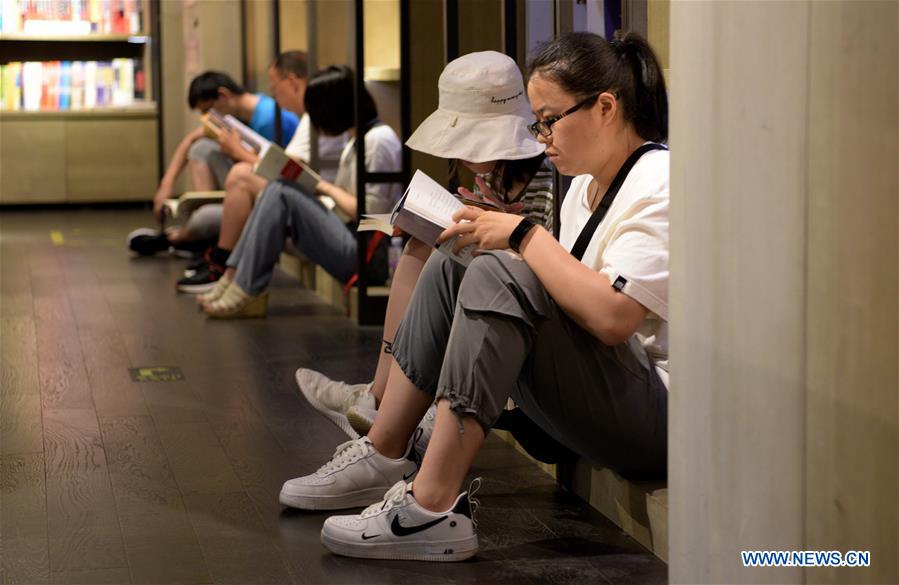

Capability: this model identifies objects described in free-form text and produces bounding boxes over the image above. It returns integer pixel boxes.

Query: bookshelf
[0,0,159,204]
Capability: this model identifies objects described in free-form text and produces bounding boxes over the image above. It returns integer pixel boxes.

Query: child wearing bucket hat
[291,51,555,441]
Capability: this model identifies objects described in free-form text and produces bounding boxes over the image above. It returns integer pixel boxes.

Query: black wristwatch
[508,217,537,253]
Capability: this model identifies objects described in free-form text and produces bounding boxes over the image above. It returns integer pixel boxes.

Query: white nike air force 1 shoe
[279,436,418,510]
[320,479,480,562]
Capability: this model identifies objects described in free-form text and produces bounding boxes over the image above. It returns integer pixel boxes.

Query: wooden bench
[276,249,389,320]
[493,428,669,562]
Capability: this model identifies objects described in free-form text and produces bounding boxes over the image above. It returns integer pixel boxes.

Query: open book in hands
[162,191,225,225]
[201,110,268,154]
[358,170,489,266]
[252,141,323,194]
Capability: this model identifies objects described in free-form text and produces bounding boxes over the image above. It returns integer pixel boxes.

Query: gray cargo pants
[391,251,668,479]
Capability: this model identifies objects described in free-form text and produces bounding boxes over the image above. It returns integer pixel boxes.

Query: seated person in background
[197,65,402,317]
[291,51,554,447]
[281,31,670,563]
[176,52,346,293]
[128,70,299,256]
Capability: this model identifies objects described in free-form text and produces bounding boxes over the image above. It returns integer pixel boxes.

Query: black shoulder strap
[569,143,667,261]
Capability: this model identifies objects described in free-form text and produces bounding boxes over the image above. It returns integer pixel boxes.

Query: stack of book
[0,58,145,111]
[0,0,142,34]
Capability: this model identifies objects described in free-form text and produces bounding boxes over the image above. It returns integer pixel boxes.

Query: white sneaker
[295,368,376,438]
[279,437,417,511]
[320,480,480,562]
[346,405,378,436]
[416,404,436,459]
[347,403,436,461]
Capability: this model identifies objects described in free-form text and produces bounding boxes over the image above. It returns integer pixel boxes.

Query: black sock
[210,246,231,267]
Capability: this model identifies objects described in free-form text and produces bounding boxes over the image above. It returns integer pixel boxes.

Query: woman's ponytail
[614,32,667,143]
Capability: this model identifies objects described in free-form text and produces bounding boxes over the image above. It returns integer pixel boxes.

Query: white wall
[669,1,898,583]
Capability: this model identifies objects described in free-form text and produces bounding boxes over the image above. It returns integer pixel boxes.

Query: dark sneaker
[187,253,210,272]
[127,228,170,256]
[176,263,223,294]
[183,259,208,279]
[170,238,217,259]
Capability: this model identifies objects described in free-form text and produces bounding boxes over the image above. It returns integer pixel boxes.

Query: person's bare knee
[224,162,255,192]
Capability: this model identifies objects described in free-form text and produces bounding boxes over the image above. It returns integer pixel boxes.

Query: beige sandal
[204,283,268,319]
[196,276,232,305]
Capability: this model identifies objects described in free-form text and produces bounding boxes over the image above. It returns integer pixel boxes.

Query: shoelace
[467,477,482,529]
[316,438,369,475]
[360,480,408,519]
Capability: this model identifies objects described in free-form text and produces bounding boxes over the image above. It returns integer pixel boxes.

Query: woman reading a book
[281,32,671,562]
[198,65,403,317]
[292,51,557,449]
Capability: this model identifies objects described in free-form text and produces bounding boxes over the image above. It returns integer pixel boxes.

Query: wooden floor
[0,209,666,585]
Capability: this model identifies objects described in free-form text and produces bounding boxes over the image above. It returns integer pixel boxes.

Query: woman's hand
[437,206,522,255]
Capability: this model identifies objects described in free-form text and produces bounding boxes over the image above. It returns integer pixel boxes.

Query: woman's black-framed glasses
[527,93,600,138]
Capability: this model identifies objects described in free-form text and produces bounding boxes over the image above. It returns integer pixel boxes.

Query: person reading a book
[281,32,671,563]
[197,65,402,317]
[129,70,299,257]
[157,70,299,219]
[176,52,346,293]
[290,51,557,453]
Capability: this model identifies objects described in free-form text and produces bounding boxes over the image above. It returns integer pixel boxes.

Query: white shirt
[284,113,348,183]
[558,148,670,386]
[331,123,403,220]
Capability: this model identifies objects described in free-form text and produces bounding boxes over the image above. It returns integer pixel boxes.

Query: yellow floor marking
[50,231,64,245]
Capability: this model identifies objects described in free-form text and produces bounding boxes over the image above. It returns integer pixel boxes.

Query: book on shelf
[252,141,322,194]
[1,0,142,34]
[201,110,268,154]
[0,59,142,111]
[162,191,226,225]
[358,170,478,266]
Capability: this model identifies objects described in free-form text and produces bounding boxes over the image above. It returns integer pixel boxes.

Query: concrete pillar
[669,1,897,583]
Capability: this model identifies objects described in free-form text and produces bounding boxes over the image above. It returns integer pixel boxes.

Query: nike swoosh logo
[391,514,448,537]
[361,532,380,540]
[403,471,416,481]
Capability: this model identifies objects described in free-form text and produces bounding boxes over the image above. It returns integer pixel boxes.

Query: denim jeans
[228,179,357,295]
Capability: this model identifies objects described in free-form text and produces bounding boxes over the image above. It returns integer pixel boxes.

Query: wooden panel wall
[0,119,67,203]
[803,2,898,582]
[66,118,159,202]
[669,1,898,583]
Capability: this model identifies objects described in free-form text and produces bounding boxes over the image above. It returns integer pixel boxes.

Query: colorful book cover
[70,60,84,109]
[59,60,71,110]
[134,58,145,100]
[22,62,42,111]
[84,60,97,108]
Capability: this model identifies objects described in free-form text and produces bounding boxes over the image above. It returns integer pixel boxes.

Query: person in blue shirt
[150,71,298,221]
[130,71,299,257]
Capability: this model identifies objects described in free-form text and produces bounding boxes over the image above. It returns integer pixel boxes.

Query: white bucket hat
[406,51,544,163]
